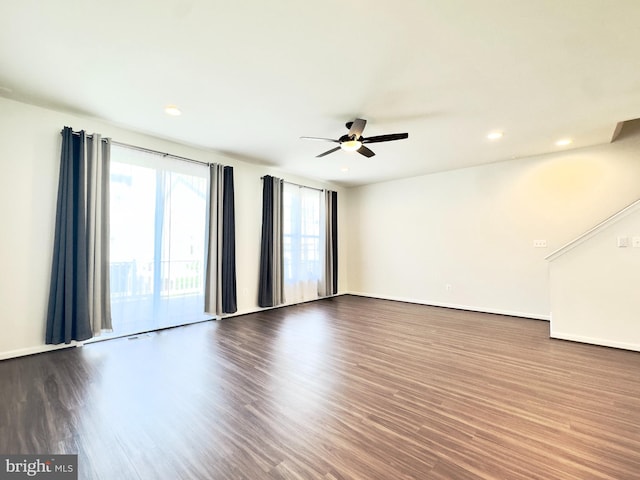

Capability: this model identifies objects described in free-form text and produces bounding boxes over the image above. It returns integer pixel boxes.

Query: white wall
[3,93,640,359]
[0,97,347,359]
[346,131,640,319]
[549,205,640,351]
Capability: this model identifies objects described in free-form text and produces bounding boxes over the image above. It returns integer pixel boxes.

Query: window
[282,183,322,303]
[108,145,210,336]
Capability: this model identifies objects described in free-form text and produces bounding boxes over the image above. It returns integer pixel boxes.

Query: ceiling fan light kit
[340,139,362,151]
[301,118,408,158]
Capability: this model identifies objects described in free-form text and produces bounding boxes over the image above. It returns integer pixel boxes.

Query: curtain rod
[260,176,325,192]
[68,131,213,167]
[111,140,213,167]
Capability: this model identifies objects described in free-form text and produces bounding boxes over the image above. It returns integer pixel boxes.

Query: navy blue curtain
[221,166,237,313]
[46,127,93,344]
[330,190,338,294]
[258,176,275,307]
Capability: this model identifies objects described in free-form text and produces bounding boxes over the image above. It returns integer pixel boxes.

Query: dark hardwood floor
[1,295,639,479]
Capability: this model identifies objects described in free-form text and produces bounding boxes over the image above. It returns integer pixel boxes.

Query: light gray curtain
[46,128,112,344]
[273,178,283,305]
[205,165,223,315]
[87,133,113,335]
[319,189,338,297]
[258,175,283,307]
[205,165,237,315]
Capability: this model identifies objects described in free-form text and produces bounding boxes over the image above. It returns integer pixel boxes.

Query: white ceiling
[1,0,640,186]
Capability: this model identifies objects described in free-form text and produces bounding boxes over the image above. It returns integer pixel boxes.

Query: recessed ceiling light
[487,131,503,140]
[164,105,182,116]
[340,167,349,172]
[555,138,572,146]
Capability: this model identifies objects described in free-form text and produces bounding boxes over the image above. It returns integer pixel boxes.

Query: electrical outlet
[633,237,640,248]
[533,239,547,248]
[617,236,630,248]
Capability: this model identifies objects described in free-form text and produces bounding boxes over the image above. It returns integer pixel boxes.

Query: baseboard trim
[345,291,551,321]
[0,342,79,361]
[0,294,348,361]
[219,293,345,319]
[2,292,546,361]
[550,331,640,352]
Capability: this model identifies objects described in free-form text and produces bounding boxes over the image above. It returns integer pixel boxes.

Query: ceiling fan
[301,118,408,158]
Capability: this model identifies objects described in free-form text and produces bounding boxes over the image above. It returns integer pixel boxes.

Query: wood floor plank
[1,295,639,479]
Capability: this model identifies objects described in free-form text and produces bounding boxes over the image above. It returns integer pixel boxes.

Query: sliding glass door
[107,145,210,337]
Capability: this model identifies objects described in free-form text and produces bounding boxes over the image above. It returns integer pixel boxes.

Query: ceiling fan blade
[362,133,408,144]
[300,136,339,143]
[316,146,342,158]
[357,145,375,158]
[348,118,367,139]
